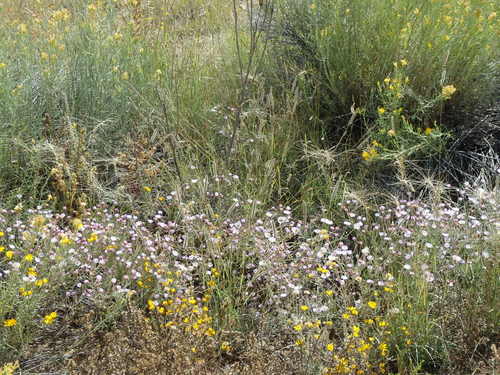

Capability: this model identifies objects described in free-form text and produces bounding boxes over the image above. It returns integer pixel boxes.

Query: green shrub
[272,0,499,147]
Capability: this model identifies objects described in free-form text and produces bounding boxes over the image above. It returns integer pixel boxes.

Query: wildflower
[400,59,408,66]
[147,300,155,310]
[121,71,129,80]
[24,254,34,262]
[0,63,6,69]
[424,127,433,135]
[71,218,83,231]
[387,129,396,136]
[19,287,32,297]
[295,338,304,346]
[42,312,58,325]
[441,85,457,99]
[5,251,14,259]
[325,290,334,296]
[143,186,152,192]
[205,327,216,336]
[220,342,231,351]
[0,361,19,374]
[367,301,377,309]
[35,278,48,287]
[300,305,309,312]
[293,324,303,332]
[17,24,28,33]
[378,342,389,356]
[326,343,334,351]
[347,306,358,315]
[377,107,386,115]
[3,319,16,327]
[352,325,360,337]
[88,233,98,242]
[59,236,72,245]
[27,267,37,277]
[361,148,378,161]
[0,231,4,237]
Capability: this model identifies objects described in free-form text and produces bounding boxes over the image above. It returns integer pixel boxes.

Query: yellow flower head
[367,301,377,309]
[3,319,17,327]
[71,218,84,231]
[441,85,457,99]
[42,312,58,325]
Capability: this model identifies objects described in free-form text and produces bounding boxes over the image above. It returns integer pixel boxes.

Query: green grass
[0,0,498,374]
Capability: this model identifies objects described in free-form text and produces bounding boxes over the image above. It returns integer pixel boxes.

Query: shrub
[271,0,499,147]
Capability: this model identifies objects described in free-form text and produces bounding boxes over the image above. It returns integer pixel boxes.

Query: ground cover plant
[0,0,498,374]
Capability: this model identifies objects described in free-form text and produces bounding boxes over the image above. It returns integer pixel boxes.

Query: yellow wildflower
[35,278,49,287]
[367,301,377,309]
[352,325,360,337]
[59,236,72,245]
[441,84,457,99]
[147,300,155,310]
[71,218,83,231]
[347,306,358,315]
[293,324,303,332]
[3,319,16,327]
[205,327,216,336]
[42,312,58,325]
[17,24,28,33]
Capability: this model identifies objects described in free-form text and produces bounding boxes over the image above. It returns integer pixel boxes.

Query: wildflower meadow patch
[0,0,498,374]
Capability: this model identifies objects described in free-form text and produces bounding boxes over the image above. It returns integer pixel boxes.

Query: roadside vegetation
[0,0,498,374]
